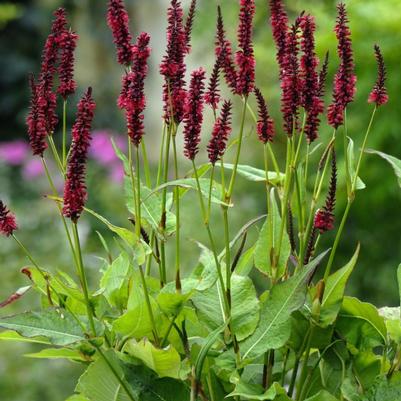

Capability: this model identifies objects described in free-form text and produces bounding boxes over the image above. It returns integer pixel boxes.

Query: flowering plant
[1,1,401,400]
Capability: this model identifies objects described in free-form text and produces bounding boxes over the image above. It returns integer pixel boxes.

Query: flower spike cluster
[0,201,18,237]
[207,100,233,165]
[236,0,256,96]
[269,0,289,75]
[215,6,238,94]
[318,52,329,99]
[26,74,48,156]
[184,0,197,53]
[368,45,388,106]
[160,0,188,124]
[107,0,134,66]
[314,149,337,233]
[118,33,151,146]
[63,88,96,222]
[58,30,78,99]
[254,87,275,143]
[328,3,356,128]
[205,55,222,110]
[183,68,206,160]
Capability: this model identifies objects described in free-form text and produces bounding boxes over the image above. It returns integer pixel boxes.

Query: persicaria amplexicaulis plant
[1,1,401,401]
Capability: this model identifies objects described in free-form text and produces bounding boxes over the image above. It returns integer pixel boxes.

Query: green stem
[157,123,167,186]
[207,165,215,221]
[72,223,97,337]
[62,100,67,168]
[296,326,314,401]
[172,135,181,292]
[47,135,64,174]
[135,144,142,239]
[141,139,152,188]
[227,97,248,200]
[128,138,139,235]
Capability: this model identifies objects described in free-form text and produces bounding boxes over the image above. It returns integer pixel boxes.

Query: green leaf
[379,307,401,343]
[0,330,50,344]
[320,245,360,326]
[235,244,256,276]
[151,178,231,207]
[216,163,285,185]
[100,252,131,309]
[228,381,291,400]
[192,274,260,341]
[25,347,87,361]
[195,320,228,381]
[254,189,291,279]
[347,138,366,190]
[0,309,87,346]
[365,149,401,188]
[241,251,329,360]
[361,374,401,401]
[336,297,387,349]
[124,339,181,379]
[305,390,339,401]
[66,395,91,401]
[76,350,137,401]
[84,207,137,246]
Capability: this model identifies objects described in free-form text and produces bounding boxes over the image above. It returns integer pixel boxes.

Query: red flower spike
[207,100,233,165]
[281,22,301,136]
[236,0,256,96]
[26,74,48,156]
[0,201,18,237]
[107,0,134,66]
[368,45,388,106]
[216,6,238,94]
[184,0,197,53]
[205,55,222,110]
[269,0,289,75]
[318,51,329,99]
[183,68,206,160]
[160,0,188,124]
[254,87,275,144]
[63,88,96,222]
[57,30,78,99]
[328,3,356,128]
[314,149,337,233]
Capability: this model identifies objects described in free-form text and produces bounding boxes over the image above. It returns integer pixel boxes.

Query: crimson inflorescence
[160,0,188,124]
[281,22,301,136]
[107,0,134,66]
[328,3,356,128]
[0,201,18,237]
[183,68,206,160]
[236,0,256,96]
[314,149,337,233]
[254,87,275,143]
[58,30,78,99]
[207,100,233,165]
[205,55,222,110]
[118,33,151,146]
[318,52,330,99]
[184,0,197,53]
[26,74,48,156]
[216,6,238,94]
[63,88,96,222]
[368,45,388,107]
[269,0,289,75]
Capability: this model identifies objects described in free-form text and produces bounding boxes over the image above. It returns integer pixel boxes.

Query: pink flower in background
[0,141,29,165]
[22,159,45,180]
[89,130,126,166]
[109,163,125,184]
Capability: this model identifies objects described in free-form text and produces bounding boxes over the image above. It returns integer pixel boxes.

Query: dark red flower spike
[254,87,275,144]
[57,30,78,99]
[368,44,388,106]
[205,55,222,111]
[0,201,18,237]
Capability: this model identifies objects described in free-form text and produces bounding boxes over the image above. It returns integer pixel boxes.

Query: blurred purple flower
[109,163,125,184]
[89,130,126,166]
[22,159,45,180]
[0,141,29,165]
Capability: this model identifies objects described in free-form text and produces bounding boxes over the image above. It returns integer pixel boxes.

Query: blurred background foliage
[0,0,400,400]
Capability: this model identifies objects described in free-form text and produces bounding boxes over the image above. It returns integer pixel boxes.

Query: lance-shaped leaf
[365,149,401,188]
[347,137,366,190]
[319,245,360,326]
[254,189,291,279]
[25,347,87,361]
[0,309,86,346]
[228,381,291,400]
[241,251,329,360]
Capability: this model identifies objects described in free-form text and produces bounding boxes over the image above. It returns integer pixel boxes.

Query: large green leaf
[254,189,291,279]
[0,309,87,346]
[0,330,50,344]
[365,149,401,188]
[100,252,131,309]
[192,274,260,341]
[228,381,291,400]
[320,245,360,326]
[361,374,401,401]
[336,297,387,350]
[66,395,90,401]
[241,251,328,360]
[25,347,87,361]
[379,307,401,343]
[305,390,339,401]
[124,339,181,379]
[216,163,285,185]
